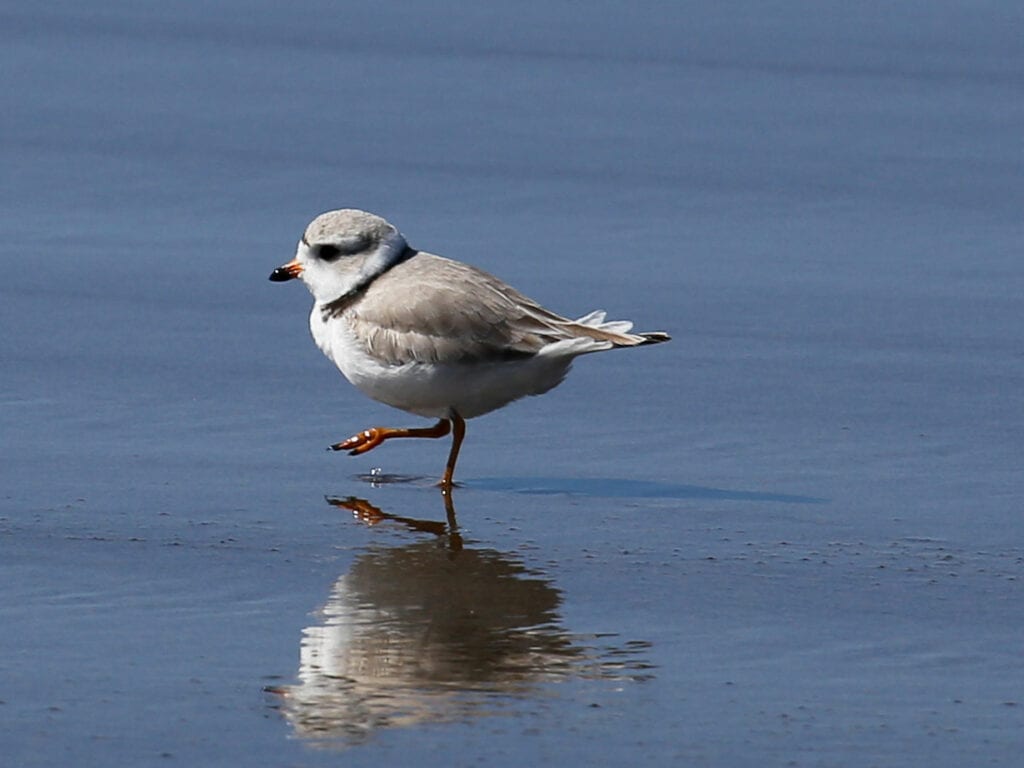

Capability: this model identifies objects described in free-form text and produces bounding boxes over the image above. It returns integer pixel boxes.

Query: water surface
[3,1,1023,765]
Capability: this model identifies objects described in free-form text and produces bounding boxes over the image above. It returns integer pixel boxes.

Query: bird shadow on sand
[353,472,824,504]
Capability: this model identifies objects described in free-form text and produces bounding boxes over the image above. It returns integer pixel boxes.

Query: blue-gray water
[3,2,1023,766]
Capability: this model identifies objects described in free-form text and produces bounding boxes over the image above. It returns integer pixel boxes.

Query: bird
[270,209,669,491]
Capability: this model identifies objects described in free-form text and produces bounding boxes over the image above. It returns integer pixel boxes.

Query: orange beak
[269,258,303,282]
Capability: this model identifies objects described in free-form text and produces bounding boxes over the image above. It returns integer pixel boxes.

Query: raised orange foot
[329,420,452,456]
[332,428,388,455]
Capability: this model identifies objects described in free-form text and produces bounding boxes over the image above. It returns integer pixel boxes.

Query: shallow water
[3,1,1024,766]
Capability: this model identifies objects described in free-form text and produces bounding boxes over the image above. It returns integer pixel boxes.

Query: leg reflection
[326,493,462,552]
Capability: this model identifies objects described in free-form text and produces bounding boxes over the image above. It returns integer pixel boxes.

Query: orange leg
[331,412,468,490]
[331,418,451,454]
[440,412,466,492]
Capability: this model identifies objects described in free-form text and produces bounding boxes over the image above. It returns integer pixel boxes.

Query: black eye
[314,236,371,261]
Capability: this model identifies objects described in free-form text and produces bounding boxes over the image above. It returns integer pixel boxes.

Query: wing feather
[345,253,663,365]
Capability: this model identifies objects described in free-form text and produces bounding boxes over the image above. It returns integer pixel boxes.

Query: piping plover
[270,209,670,490]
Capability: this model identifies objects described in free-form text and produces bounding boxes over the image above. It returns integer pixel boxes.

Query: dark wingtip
[639,332,671,345]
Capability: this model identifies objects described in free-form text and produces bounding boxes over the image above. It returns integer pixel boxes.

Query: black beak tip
[269,267,295,282]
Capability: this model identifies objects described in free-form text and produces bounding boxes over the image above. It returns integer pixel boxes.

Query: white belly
[309,309,573,419]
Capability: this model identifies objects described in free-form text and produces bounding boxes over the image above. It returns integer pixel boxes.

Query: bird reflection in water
[269,492,654,747]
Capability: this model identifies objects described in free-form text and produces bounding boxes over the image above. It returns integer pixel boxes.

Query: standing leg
[440,411,466,492]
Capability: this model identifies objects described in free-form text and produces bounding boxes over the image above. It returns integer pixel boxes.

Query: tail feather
[568,309,671,348]
[574,310,636,336]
